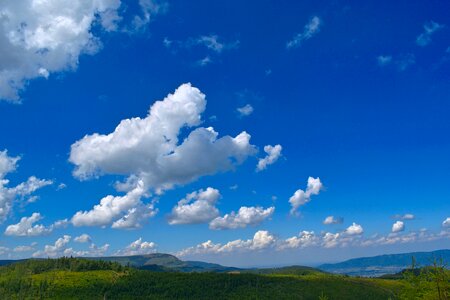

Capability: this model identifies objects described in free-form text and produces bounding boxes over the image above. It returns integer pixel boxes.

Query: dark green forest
[0,257,447,299]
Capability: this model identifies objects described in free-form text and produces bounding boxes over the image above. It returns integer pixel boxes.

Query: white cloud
[131,0,168,31]
[32,234,110,258]
[345,222,364,235]
[13,245,35,252]
[115,237,157,256]
[393,213,415,220]
[4,213,53,236]
[70,84,256,228]
[416,21,444,47]
[32,235,71,258]
[377,55,392,66]
[278,231,318,250]
[168,187,220,225]
[196,56,212,67]
[443,217,450,228]
[70,83,256,190]
[209,206,275,230]
[0,0,123,102]
[289,177,323,215]
[236,104,254,117]
[0,150,52,223]
[256,144,282,172]
[74,234,92,243]
[195,35,239,53]
[71,180,149,227]
[111,201,158,229]
[287,16,321,49]
[323,215,344,225]
[177,230,276,257]
[0,0,168,102]
[392,221,405,233]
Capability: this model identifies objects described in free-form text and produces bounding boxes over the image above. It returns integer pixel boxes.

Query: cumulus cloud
[70,83,256,190]
[278,231,318,250]
[287,16,321,49]
[177,230,276,257]
[32,235,109,258]
[70,84,256,228]
[32,235,72,258]
[289,177,323,215]
[236,104,254,117]
[416,21,444,47]
[323,215,344,225]
[168,187,220,225]
[111,201,158,229]
[443,217,450,228]
[115,237,157,256]
[0,150,52,223]
[71,180,150,227]
[392,221,405,233]
[0,0,168,102]
[256,144,282,172]
[209,206,275,230]
[74,234,92,243]
[345,222,364,235]
[4,213,53,236]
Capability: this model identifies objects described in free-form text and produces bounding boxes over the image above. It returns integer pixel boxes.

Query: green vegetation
[0,256,447,299]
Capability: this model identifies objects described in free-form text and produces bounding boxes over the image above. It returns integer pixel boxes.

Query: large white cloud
[70,84,257,228]
[0,150,52,223]
[4,212,52,236]
[256,144,282,172]
[168,187,220,225]
[209,206,274,230]
[0,0,166,102]
[289,177,323,215]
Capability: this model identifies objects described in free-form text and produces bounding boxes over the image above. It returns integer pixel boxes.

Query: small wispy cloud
[196,35,240,53]
[416,20,444,47]
[377,55,392,66]
[377,54,415,71]
[237,104,254,117]
[196,56,212,67]
[287,16,321,49]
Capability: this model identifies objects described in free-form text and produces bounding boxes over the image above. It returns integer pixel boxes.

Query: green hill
[0,257,403,299]
[85,253,240,272]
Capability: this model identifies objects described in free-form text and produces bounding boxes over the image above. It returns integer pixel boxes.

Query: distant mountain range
[319,249,450,277]
[1,249,448,277]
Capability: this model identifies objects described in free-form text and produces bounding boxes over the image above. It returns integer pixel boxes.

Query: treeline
[0,256,126,275]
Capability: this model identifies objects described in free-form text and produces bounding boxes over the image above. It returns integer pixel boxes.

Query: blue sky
[0,0,449,266]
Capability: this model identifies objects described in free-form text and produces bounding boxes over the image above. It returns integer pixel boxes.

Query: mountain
[84,253,241,272]
[319,249,450,277]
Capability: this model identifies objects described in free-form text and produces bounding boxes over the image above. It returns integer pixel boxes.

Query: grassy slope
[0,269,403,299]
